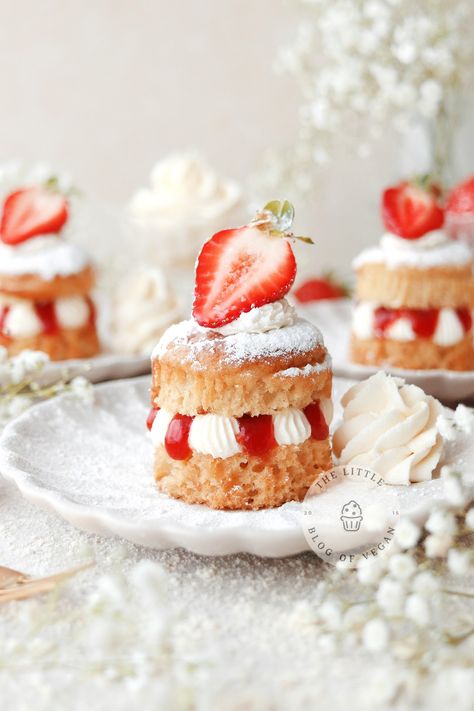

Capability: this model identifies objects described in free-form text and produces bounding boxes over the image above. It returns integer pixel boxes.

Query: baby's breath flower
[17,349,49,373]
[70,375,94,404]
[425,509,457,536]
[388,554,416,581]
[319,598,343,630]
[405,594,431,627]
[424,533,454,558]
[357,556,386,586]
[441,467,466,507]
[447,549,471,576]
[412,571,440,596]
[362,618,390,653]
[437,413,458,442]
[376,578,406,616]
[465,508,474,531]
[394,518,421,550]
[454,404,474,434]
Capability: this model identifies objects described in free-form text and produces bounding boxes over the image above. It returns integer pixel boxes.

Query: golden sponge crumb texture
[355,263,474,309]
[0,265,95,301]
[154,438,332,510]
[351,333,474,371]
[152,318,331,416]
[0,322,100,360]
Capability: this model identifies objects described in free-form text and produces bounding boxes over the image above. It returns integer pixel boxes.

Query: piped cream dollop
[214,299,297,336]
[129,151,241,229]
[353,230,472,271]
[112,266,182,355]
[333,372,443,485]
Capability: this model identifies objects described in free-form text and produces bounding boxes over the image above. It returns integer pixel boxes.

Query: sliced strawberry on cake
[192,200,314,328]
[1,186,69,245]
[382,178,444,239]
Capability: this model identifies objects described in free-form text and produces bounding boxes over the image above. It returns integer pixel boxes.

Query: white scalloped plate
[297,299,474,402]
[0,376,470,557]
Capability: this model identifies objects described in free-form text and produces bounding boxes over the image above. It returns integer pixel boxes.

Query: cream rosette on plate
[127,151,242,268]
[333,371,443,485]
[111,266,182,355]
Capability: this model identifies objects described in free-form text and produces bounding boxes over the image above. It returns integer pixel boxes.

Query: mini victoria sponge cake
[0,181,99,360]
[351,180,474,371]
[148,312,332,510]
[147,200,333,510]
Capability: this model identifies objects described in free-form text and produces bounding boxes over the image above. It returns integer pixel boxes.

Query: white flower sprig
[264,0,474,194]
[0,347,93,427]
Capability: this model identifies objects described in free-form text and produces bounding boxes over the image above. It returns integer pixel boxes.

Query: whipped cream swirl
[353,230,473,271]
[333,372,443,485]
[129,152,241,229]
[0,235,89,281]
[214,299,297,336]
[112,266,182,355]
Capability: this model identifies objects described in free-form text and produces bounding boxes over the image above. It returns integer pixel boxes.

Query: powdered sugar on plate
[152,317,325,368]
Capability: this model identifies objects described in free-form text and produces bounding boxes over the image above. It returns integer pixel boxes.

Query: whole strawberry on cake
[0,176,99,360]
[147,201,333,510]
[351,178,474,371]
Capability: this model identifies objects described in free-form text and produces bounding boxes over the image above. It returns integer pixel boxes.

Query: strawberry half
[193,225,297,328]
[294,275,348,303]
[381,180,444,239]
[1,187,69,245]
[446,176,474,214]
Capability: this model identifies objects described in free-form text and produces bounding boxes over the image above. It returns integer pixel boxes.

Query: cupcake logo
[299,465,401,568]
[340,500,363,532]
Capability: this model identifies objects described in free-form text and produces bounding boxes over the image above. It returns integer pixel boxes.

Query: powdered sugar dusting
[152,317,325,368]
[278,352,332,377]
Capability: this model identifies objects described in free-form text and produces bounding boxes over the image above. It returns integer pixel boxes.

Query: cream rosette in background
[111,266,182,355]
[127,151,243,271]
[333,371,443,485]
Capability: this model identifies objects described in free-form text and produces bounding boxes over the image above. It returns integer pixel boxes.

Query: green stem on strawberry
[252,200,314,245]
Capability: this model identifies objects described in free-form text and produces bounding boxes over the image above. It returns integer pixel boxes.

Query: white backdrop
[0,0,473,274]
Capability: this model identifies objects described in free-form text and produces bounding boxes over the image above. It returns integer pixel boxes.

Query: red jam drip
[373,306,399,335]
[86,296,96,327]
[165,414,193,460]
[237,414,276,457]
[34,302,59,335]
[456,307,472,333]
[0,306,10,336]
[406,308,439,338]
[146,406,159,432]
[374,306,439,339]
[304,402,329,440]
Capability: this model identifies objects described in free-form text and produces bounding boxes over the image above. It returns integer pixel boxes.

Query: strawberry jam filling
[373,306,472,340]
[165,414,193,460]
[303,402,329,440]
[0,298,95,338]
[34,302,59,335]
[236,414,277,457]
[151,403,330,461]
[146,406,159,432]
